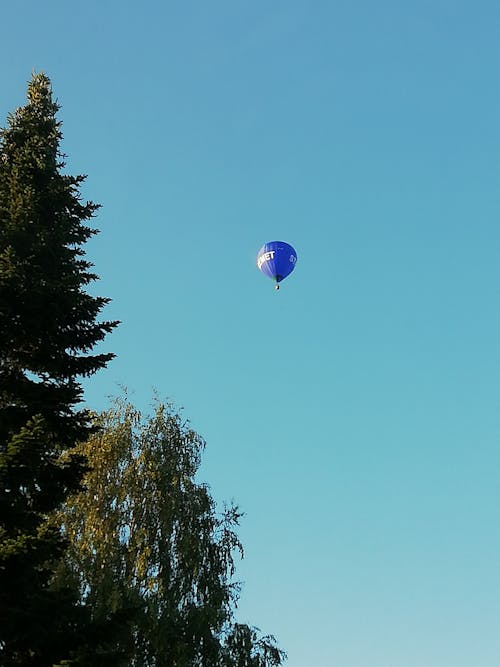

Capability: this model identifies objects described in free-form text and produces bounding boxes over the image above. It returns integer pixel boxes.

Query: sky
[2,1,500,664]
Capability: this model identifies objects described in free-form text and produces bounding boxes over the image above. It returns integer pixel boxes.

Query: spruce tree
[0,73,119,664]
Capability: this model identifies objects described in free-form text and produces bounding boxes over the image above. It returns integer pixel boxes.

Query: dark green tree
[0,73,120,664]
[56,397,286,667]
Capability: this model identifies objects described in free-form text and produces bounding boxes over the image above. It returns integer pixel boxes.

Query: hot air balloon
[257,241,297,290]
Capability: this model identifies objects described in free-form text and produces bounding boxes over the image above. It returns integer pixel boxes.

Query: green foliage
[56,398,286,666]
[0,73,119,664]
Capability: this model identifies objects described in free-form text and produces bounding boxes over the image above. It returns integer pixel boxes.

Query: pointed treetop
[12,71,59,121]
[2,71,61,174]
[27,71,53,104]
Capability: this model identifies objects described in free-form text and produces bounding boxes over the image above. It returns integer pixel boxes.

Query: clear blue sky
[3,1,500,665]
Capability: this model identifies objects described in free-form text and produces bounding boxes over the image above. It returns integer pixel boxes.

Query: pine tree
[0,73,119,664]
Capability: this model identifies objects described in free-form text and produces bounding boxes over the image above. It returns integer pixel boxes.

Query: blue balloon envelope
[257,241,297,289]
